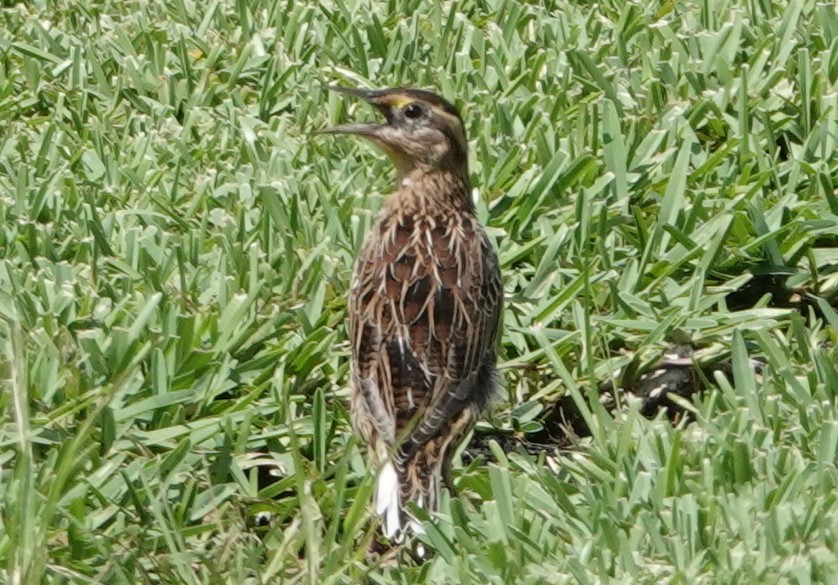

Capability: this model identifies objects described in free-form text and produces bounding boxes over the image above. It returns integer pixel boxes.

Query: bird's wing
[349,213,502,461]
[394,221,502,462]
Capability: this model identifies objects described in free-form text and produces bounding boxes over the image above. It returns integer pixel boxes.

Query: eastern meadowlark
[320,86,503,541]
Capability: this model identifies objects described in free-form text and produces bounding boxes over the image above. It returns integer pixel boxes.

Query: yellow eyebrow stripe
[381,94,415,108]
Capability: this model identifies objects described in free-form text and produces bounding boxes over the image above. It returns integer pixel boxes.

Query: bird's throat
[389,167,474,215]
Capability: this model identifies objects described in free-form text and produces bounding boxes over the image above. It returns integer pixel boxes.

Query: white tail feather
[375,461,402,538]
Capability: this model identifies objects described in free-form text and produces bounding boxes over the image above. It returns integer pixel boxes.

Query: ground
[1,0,837,583]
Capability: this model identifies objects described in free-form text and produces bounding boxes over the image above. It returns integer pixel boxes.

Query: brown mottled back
[349,168,502,529]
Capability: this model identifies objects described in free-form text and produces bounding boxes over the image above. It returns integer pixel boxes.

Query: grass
[1,0,837,582]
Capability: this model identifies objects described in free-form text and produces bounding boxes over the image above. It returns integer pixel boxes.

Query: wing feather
[350,210,501,465]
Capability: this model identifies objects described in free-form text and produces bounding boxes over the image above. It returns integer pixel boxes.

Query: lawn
[1,0,837,583]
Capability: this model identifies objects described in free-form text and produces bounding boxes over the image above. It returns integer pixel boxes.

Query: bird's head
[318,86,469,178]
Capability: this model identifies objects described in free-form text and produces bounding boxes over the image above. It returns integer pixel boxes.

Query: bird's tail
[377,449,440,540]
[374,421,470,540]
[375,459,406,539]
[375,455,439,540]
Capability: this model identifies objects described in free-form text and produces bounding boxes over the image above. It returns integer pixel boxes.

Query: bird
[318,86,503,543]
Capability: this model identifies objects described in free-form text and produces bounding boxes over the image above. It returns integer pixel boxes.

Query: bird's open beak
[317,86,391,137]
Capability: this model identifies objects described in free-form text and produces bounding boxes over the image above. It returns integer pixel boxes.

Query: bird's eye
[403,102,425,119]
